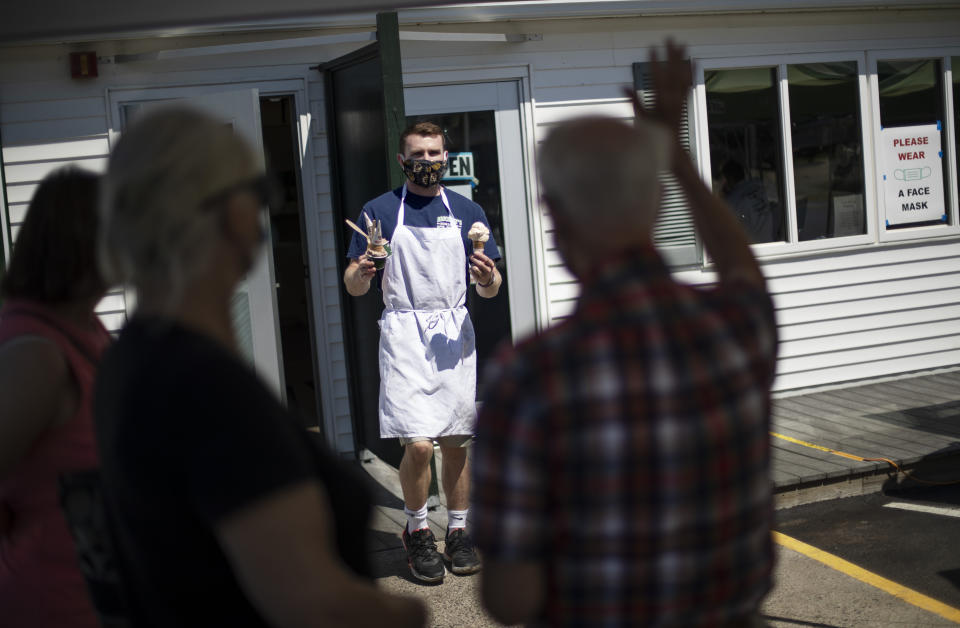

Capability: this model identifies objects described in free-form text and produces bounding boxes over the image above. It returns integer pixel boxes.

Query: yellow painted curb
[773,531,960,624]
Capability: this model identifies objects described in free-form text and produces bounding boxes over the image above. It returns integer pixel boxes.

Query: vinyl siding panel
[305,81,355,455]
[400,10,960,392]
[765,242,960,389]
[0,87,119,330]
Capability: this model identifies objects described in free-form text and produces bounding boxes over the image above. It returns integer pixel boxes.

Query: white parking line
[883,502,960,518]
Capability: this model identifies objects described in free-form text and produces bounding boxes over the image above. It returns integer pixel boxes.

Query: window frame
[692,51,877,261]
[867,48,960,243]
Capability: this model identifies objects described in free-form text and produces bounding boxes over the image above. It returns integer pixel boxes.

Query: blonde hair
[538,115,670,235]
[99,105,260,307]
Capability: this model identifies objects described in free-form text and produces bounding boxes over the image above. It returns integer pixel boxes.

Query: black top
[94,317,372,627]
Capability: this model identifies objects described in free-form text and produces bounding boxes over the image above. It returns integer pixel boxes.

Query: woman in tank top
[0,167,110,628]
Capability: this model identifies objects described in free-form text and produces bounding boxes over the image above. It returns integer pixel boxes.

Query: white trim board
[7,1,957,45]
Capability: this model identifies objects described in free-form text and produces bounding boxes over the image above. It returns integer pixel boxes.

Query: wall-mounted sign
[880,123,945,226]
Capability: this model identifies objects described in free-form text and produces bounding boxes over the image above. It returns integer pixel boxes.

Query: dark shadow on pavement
[881,443,960,495]
[763,616,841,627]
[368,529,402,552]
[365,476,405,509]
[368,544,446,586]
[938,568,960,593]
[867,401,960,438]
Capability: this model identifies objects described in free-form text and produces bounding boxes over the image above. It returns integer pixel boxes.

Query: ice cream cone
[467,222,490,284]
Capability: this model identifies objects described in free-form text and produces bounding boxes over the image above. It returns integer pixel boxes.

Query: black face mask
[401,158,447,188]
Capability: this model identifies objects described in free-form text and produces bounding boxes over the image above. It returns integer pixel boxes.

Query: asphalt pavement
[364,453,960,627]
[772,483,960,626]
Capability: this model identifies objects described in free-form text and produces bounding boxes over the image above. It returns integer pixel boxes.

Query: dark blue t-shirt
[346,186,501,262]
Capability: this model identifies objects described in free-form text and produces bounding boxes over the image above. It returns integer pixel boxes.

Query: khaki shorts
[398,435,473,448]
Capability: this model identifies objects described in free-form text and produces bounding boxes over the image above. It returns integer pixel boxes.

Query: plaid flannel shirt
[473,245,778,627]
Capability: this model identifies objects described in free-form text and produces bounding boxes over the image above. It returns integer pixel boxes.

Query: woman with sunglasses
[95,105,425,628]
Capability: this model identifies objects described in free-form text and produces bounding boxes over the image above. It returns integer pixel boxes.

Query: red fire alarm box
[70,52,98,79]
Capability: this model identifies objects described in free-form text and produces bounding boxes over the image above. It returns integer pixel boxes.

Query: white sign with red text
[880,123,945,226]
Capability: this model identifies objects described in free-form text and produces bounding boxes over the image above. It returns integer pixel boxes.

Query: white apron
[378,185,477,438]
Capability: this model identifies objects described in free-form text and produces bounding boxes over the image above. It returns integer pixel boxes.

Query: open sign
[447,152,474,179]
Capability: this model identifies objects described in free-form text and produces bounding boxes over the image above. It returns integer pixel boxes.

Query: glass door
[404,81,537,374]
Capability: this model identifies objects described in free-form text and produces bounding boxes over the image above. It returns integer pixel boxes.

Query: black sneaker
[402,526,445,583]
[443,528,481,575]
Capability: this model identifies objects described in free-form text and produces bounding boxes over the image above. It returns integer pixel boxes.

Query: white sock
[447,509,468,531]
[404,503,429,533]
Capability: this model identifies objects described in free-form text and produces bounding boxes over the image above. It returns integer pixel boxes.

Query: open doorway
[259,95,323,430]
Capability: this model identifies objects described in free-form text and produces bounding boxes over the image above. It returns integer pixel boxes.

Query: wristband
[478,276,495,288]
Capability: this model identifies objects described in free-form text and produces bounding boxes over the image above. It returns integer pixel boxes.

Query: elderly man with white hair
[472,40,778,627]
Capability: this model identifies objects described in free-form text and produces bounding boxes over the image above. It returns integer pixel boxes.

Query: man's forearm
[672,149,765,287]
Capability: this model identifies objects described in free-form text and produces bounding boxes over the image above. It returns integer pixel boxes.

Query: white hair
[538,115,670,235]
[99,105,260,308]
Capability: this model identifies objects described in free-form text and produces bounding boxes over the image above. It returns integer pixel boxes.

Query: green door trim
[376,12,407,191]
[0,123,9,281]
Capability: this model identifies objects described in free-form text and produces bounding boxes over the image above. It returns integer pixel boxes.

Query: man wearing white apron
[344,122,502,583]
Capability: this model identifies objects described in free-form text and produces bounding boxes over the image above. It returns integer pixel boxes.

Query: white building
[2,1,959,459]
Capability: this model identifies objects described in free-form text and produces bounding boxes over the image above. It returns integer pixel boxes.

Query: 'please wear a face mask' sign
[880,123,946,226]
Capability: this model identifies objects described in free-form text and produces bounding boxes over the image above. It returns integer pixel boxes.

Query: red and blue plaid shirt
[473,245,778,627]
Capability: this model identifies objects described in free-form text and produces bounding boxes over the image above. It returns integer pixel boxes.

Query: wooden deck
[361,370,960,515]
[771,369,960,497]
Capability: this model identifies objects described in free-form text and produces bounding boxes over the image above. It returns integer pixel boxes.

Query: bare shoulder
[0,336,70,386]
[0,336,74,474]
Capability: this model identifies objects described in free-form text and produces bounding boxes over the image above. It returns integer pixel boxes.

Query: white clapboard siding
[764,241,960,390]
[1,86,120,331]
[95,290,129,333]
[2,137,111,163]
[306,76,355,456]
[779,303,960,343]
[778,287,960,326]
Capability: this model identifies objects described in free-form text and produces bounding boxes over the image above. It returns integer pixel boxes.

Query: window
[787,62,866,240]
[702,59,869,251]
[876,58,950,230]
[695,50,960,259]
[705,67,786,244]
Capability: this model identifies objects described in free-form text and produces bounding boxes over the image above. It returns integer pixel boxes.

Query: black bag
[59,469,134,628]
